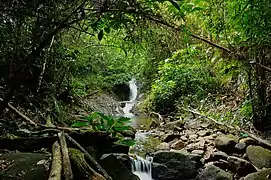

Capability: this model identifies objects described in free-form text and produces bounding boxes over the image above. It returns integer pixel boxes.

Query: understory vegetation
[0,0,270,132]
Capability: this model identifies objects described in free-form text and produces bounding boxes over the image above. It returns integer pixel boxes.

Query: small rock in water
[246,145,271,169]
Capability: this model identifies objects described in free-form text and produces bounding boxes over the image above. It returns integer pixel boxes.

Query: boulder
[153,150,201,179]
[246,145,271,169]
[227,156,257,177]
[0,152,49,180]
[196,165,233,180]
[215,134,239,153]
[243,168,271,180]
[170,140,185,150]
[99,154,140,180]
[152,163,179,180]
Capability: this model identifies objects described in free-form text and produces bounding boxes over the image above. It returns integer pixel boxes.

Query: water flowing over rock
[131,155,153,180]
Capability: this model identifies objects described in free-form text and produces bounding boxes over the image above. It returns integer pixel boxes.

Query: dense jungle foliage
[0,0,271,132]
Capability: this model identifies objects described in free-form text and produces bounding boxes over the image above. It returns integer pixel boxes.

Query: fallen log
[65,133,112,180]
[69,148,106,180]
[48,141,62,180]
[58,132,73,180]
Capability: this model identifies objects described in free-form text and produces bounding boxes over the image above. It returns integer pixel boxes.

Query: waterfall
[122,78,138,117]
[131,155,153,180]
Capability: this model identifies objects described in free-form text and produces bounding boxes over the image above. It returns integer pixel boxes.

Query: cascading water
[121,78,153,180]
[122,78,138,117]
[131,155,153,180]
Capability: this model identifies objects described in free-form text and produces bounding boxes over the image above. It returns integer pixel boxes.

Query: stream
[121,78,153,180]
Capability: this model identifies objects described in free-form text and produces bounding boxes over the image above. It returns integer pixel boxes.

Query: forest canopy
[0,0,271,131]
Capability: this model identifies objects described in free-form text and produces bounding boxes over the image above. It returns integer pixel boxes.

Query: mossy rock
[243,168,271,180]
[0,152,50,180]
[215,134,239,153]
[246,145,271,169]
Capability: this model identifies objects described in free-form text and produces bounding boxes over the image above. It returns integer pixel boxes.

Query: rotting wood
[181,108,271,150]
[48,141,62,180]
[69,148,106,180]
[65,133,112,180]
[58,132,73,180]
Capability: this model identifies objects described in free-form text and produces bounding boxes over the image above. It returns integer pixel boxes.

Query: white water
[121,78,153,180]
[131,155,153,180]
[122,78,138,117]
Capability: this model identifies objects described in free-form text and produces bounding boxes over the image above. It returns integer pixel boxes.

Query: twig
[0,97,36,125]
[65,133,112,180]
[58,132,73,180]
[48,141,62,180]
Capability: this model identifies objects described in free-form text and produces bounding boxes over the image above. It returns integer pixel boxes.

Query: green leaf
[117,139,136,146]
[104,27,110,33]
[98,30,104,41]
[113,126,130,131]
[169,0,180,10]
[71,121,89,127]
[117,117,131,122]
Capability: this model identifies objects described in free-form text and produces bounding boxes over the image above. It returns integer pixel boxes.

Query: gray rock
[215,134,239,153]
[235,142,247,154]
[227,156,257,177]
[100,154,140,180]
[0,152,49,180]
[246,145,271,169]
[152,163,179,180]
[243,168,271,180]
[196,165,233,180]
[153,150,202,179]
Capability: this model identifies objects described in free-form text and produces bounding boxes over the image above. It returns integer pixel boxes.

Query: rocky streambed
[128,116,271,180]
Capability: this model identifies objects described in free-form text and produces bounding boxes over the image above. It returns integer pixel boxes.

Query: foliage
[149,45,218,113]
[72,112,135,146]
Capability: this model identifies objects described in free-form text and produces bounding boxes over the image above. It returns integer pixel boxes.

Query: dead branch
[37,35,55,92]
[69,148,106,180]
[58,132,73,180]
[48,141,62,180]
[0,97,36,125]
[149,111,164,123]
[65,133,112,180]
